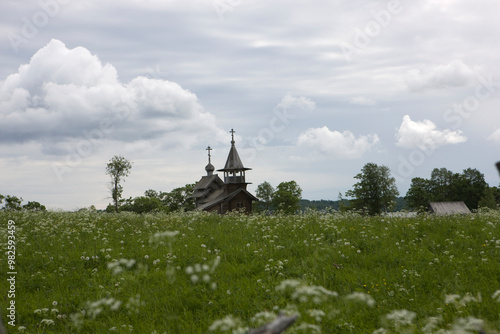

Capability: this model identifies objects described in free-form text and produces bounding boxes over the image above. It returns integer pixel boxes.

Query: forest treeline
[2,159,499,215]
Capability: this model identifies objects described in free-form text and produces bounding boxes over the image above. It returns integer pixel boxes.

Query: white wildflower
[209,315,243,332]
[149,230,179,243]
[125,294,144,314]
[385,309,416,328]
[445,294,461,304]
[345,292,376,307]
[40,319,55,326]
[492,290,500,302]
[291,285,338,304]
[251,311,276,326]
[452,316,484,332]
[422,316,442,334]
[445,293,481,308]
[107,259,136,275]
[276,279,302,293]
[308,309,326,322]
[294,323,321,333]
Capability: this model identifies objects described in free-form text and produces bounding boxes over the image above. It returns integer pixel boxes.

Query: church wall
[227,192,253,214]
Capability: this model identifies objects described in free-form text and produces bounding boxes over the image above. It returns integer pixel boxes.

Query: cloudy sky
[1,0,500,210]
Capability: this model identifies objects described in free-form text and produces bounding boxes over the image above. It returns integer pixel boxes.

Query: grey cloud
[0,39,226,152]
[405,60,480,92]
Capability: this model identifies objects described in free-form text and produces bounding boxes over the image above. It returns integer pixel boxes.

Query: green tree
[271,181,302,214]
[478,187,497,210]
[106,155,132,212]
[346,163,399,215]
[23,201,46,212]
[338,192,349,213]
[127,196,161,214]
[4,195,23,211]
[429,168,455,202]
[144,189,160,199]
[405,177,432,212]
[458,168,488,210]
[411,167,489,211]
[161,184,196,211]
[256,181,275,211]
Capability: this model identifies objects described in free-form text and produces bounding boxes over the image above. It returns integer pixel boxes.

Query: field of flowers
[1,210,500,333]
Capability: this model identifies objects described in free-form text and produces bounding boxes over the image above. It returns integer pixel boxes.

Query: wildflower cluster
[107,258,136,275]
[185,256,220,289]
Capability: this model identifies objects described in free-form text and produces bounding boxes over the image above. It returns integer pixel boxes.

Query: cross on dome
[206,146,212,163]
[230,128,235,145]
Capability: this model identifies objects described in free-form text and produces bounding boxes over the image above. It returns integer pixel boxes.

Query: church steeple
[217,129,251,184]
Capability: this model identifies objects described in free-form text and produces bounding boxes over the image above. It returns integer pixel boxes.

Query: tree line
[404,167,499,212]
[336,163,499,215]
[255,163,499,215]
[4,155,497,215]
[0,194,46,211]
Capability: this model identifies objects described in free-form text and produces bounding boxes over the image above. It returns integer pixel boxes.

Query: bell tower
[217,129,251,191]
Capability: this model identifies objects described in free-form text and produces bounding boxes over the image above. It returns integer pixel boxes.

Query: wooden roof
[217,129,251,172]
[190,175,224,199]
[195,188,258,211]
[429,201,471,215]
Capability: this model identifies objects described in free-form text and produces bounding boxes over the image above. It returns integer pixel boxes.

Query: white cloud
[297,126,379,159]
[395,115,467,150]
[348,96,375,106]
[0,39,225,154]
[405,60,480,91]
[275,92,315,113]
[487,129,500,145]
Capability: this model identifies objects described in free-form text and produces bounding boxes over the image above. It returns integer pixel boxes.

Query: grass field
[1,210,500,333]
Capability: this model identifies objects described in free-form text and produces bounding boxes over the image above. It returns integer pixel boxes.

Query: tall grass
[1,210,499,333]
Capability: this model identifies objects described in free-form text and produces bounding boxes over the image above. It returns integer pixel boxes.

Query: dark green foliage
[0,194,46,211]
[255,181,274,211]
[346,163,399,215]
[3,195,23,211]
[405,167,492,211]
[160,184,196,211]
[300,197,408,212]
[271,180,302,214]
[254,181,302,213]
[118,185,196,214]
[405,177,432,212]
[22,201,46,212]
[105,155,132,212]
[122,196,162,214]
[478,187,498,210]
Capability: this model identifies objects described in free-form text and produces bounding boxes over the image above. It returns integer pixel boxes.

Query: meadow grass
[1,210,499,333]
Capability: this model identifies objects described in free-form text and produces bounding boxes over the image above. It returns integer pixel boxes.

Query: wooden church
[191,129,258,214]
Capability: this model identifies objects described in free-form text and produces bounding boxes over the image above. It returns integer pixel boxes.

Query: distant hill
[300,197,408,212]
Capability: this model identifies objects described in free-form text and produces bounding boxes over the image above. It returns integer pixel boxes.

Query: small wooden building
[429,201,471,215]
[191,129,258,214]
